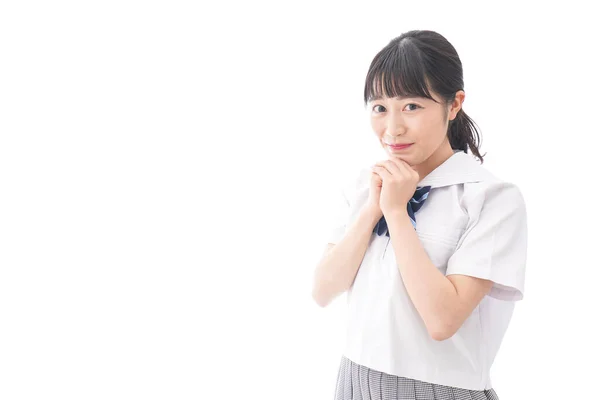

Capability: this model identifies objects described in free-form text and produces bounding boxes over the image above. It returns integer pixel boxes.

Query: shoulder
[462,165,527,220]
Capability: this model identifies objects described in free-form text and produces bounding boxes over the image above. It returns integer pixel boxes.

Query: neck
[414,139,455,182]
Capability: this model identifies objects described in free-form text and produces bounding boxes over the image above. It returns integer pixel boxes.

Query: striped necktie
[373,186,432,237]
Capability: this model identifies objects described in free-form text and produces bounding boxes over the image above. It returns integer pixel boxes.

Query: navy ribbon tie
[373,186,432,237]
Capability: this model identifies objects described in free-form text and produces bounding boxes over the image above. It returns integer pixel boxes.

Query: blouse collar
[417,150,490,189]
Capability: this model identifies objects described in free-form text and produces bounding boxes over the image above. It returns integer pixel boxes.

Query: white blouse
[326,151,527,391]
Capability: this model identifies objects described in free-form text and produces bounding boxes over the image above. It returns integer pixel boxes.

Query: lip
[386,143,413,150]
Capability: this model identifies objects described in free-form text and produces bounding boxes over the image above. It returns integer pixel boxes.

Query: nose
[385,112,407,138]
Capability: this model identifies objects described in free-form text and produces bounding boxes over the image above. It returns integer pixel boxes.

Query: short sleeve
[325,184,351,245]
[446,182,528,301]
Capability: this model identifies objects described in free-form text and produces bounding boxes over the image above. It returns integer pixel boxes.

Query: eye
[372,103,422,113]
[405,103,422,111]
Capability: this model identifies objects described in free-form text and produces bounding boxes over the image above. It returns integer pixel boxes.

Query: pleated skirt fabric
[334,356,499,400]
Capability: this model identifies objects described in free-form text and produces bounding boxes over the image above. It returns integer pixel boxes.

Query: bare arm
[312,207,381,307]
[386,211,493,341]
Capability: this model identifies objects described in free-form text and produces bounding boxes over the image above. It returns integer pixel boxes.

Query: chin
[390,153,413,164]
[392,152,423,166]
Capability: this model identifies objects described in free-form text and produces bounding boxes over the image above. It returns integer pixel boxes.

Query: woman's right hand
[364,169,383,219]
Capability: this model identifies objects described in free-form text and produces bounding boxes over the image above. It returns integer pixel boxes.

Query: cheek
[421,119,446,140]
[370,119,384,136]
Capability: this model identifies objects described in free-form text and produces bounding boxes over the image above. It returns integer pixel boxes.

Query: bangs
[363,40,438,105]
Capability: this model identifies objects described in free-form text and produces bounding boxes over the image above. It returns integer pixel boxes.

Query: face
[368,89,464,172]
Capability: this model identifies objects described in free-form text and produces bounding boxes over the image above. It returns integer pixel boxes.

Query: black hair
[363,30,485,163]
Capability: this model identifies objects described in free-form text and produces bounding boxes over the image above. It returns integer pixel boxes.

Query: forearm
[313,208,381,307]
[386,211,459,339]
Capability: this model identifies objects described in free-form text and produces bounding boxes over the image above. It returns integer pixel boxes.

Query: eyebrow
[369,95,420,102]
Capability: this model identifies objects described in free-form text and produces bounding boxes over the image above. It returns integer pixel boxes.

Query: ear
[449,91,465,121]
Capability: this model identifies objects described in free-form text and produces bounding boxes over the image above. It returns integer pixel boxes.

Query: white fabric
[325,150,528,391]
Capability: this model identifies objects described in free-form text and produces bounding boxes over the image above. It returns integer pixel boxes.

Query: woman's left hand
[371,157,420,217]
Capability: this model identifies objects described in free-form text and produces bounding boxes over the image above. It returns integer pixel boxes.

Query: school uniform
[326,150,527,399]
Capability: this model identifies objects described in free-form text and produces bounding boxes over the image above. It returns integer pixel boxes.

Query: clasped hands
[368,157,420,218]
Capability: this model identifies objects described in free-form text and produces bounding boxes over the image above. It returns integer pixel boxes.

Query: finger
[396,159,419,180]
[371,166,393,181]
[395,157,420,180]
[383,158,409,180]
[384,159,404,177]
[396,159,414,179]
[370,171,382,182]
[370,171,383,187]
[375,160,401,177]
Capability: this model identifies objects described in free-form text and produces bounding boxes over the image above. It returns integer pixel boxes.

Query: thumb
[370,171,382,190]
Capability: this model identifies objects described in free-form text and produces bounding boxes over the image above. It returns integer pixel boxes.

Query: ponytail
[448,108,485,163]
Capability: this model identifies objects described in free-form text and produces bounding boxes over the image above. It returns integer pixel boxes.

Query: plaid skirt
[334,356,499,400]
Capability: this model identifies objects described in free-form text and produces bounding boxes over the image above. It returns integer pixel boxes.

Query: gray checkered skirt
[334,356,499,400]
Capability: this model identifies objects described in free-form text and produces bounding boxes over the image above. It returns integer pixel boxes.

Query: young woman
[312,30,527,400]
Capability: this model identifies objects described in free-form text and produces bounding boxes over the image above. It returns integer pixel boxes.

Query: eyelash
[372,104,422,113]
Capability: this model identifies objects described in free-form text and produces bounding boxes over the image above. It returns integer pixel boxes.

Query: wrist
[360,205,382,223]
[385,208,410,223]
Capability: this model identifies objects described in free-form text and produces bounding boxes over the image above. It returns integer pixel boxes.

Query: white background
[1,1,598,399]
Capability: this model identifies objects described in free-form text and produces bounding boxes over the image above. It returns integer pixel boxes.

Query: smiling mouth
[386,143,413,149]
